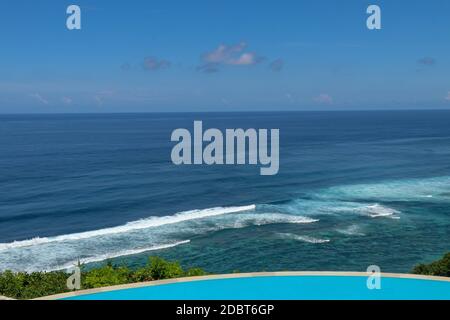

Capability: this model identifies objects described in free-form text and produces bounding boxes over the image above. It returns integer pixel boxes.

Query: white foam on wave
[219,213,318,229]
[359,204,400,218]
[325,202,401,219]
[276,233,330,244]
[0,204,320,272]
[49,240,191,272]
[0,205,256,251]
[271,199,402,221]
[336,225,366,236]
[322,176,450,203]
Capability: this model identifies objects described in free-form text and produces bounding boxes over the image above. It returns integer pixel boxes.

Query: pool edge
[34,271,450,300]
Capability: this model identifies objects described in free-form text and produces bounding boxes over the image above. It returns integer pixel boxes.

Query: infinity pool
[61,275,450,300]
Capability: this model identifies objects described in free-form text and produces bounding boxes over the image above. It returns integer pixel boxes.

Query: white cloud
[61,96,73,105]
[418,57,436,66]
[313,93,333,104]
[143,57,171,71]
[203,42,247,64]
[228,52,257,65]
[94,95,103,106]
[446,92,450,101]
[269,59,284,72]
[93,90,114,106]
[30,93,49,105]
[198,42,262,72]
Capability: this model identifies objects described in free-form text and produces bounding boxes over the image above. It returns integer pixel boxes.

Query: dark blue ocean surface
[0,111,449,272]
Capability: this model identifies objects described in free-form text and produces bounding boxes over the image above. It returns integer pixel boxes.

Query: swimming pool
[54,273,450,300]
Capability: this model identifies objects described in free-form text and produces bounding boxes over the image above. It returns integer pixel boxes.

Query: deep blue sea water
[0,111,449,273]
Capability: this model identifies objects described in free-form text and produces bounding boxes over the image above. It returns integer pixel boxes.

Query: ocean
[0,111,449,273]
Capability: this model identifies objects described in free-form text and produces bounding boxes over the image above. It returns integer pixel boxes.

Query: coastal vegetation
[412,252,450,277]
[0,256,207,300]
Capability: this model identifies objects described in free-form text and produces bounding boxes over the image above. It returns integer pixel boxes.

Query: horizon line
[1,108,450,116]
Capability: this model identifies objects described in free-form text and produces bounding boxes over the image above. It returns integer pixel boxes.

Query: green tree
[146,256,184,280]
[412,252,450,277]
[0,270,68,300]
[185,267,208,277]
[82,265,131,289]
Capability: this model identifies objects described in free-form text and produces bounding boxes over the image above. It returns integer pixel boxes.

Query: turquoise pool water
[63,276,450,300]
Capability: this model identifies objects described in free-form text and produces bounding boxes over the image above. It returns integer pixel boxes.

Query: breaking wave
[276,233,330,244]
[0,205,255,251]
[336,225,366,236]
[50,240,191,272]
[2,175,448,272]
[0,204,317,272]
[358,204,400,218]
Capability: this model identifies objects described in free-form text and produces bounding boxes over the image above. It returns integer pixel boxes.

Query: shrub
[0,257,207,299]
[0,270,68,300]
[412,252,450,277]
[127,260,208,282]
[129,267,154,282]
[185,267,208,277]
[82,265,132,289]
[146,256,184,280]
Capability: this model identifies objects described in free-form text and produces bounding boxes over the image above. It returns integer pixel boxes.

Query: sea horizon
[2,109,450,116]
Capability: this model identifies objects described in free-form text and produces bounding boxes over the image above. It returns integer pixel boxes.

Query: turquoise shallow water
[0,111,449,273]
[63,276,450,300]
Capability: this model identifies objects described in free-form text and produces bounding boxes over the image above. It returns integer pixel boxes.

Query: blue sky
[0,0,449,113]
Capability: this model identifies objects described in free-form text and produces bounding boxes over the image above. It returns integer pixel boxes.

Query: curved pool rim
[37,272,450,300]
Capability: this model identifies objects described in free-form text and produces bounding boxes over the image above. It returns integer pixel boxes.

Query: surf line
[171,121,279,175]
